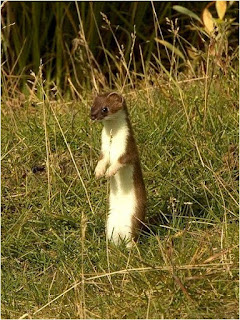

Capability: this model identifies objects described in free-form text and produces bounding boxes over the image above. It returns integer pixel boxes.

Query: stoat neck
[103,108,129,135]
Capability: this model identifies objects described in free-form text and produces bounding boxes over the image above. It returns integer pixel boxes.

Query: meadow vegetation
[1,1,239,319]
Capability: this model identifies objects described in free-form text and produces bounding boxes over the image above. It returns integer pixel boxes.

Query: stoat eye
[101,107,109,114]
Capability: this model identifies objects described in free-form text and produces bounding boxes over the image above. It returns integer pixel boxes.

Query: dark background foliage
[1,1,239,93]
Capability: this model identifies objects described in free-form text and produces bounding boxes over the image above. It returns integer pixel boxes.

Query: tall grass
[2,1,238,94]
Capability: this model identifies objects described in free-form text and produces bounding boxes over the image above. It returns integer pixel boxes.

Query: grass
[1,64,239,318]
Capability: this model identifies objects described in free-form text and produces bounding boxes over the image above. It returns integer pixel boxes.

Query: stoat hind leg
[106,211,133,247]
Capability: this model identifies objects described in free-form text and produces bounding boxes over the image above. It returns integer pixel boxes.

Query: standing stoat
[91,92,146,245]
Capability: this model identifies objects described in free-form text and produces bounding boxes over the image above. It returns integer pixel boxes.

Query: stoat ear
[107,92,124,104]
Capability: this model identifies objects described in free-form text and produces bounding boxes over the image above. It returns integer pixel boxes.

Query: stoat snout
[91,92,124,121]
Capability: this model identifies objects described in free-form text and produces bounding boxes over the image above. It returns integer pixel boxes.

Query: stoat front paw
[105,164,121,177]
[95,160,107,178]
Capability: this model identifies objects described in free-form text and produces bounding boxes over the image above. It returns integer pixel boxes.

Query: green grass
[1,71,239,318]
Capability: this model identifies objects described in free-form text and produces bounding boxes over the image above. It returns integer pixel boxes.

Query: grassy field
[1,67,239,318]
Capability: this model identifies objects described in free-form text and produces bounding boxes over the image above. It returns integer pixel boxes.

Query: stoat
[91,92,146,246]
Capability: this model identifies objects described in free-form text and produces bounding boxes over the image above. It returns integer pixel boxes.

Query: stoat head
[91,92,125,121]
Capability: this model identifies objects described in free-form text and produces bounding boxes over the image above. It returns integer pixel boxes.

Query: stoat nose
[90,106,98,120]
[91,113,97,120]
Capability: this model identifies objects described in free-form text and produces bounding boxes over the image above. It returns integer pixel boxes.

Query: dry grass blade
[173,275,194,303]
[203,245,239,264]
[18,313,30,319]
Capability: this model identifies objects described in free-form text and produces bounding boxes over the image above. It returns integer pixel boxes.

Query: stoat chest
[102,111,129,165]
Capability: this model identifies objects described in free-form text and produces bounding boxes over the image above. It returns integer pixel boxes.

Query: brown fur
[116,102,147,240]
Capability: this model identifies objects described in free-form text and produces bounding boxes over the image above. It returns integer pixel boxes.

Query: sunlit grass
[1,67,239,318]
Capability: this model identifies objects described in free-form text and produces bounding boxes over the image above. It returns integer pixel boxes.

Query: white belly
[106,164,136,244]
